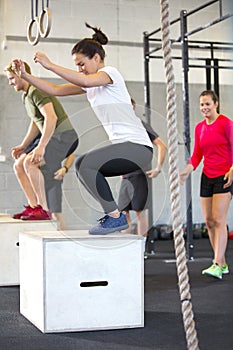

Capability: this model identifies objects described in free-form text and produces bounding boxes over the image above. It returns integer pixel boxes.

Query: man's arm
[30,102,57,164]
[12,121,40,159]
[54,153,75,180]
[153,137,167,171]
[146,137,167,178]
[22,120,41,148]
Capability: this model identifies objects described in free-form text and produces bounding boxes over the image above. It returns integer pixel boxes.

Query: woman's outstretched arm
[33,52,112,87]
[12,59,85,96]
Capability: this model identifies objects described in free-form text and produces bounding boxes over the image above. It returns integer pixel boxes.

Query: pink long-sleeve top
[189,114,233,178]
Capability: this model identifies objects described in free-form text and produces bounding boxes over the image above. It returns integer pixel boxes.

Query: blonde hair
[4,61,31,74]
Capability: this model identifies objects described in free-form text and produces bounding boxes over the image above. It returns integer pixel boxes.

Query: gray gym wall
[0,0,232,230]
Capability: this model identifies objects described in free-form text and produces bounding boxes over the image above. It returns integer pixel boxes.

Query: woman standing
[13,23,153,235]
[180,90,233,279]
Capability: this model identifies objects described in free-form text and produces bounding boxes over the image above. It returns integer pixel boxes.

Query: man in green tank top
[4,62,78,227]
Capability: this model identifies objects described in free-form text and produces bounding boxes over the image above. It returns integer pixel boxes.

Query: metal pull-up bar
[143,0,233,260]
[145,0,230,39]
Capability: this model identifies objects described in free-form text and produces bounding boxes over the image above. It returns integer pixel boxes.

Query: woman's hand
[179,164,194,185]
[34,52,53,70]
[223,167,233,188]
[146,168,161,178]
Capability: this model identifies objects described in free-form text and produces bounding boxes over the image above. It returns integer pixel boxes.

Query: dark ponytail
[71,23,108,60]
[85,22,108,45]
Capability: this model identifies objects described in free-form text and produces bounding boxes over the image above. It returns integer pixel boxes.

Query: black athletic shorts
[200,172,233,197]
[118,173,149,211]
[25,136,40,154]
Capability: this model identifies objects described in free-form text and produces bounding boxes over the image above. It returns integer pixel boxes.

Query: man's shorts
[40,129,78,212]
[25,136,40,154]
[200,172,233,197]
[25,134,79,158]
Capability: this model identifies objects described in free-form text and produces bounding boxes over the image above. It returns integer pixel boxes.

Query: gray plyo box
[0,214,56,285]
[19,230,144,333]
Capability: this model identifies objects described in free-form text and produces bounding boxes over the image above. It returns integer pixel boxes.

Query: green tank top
[22,85,74,133]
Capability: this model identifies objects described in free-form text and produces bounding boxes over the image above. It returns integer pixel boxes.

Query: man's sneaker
[21,205,52,221]
[202,263,222,279]
[89,213,129,235]
[12,205,34,219]
[221,264,230,275]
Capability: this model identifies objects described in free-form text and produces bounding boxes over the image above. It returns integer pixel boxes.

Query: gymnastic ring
[39,7,52,38]
[27,17,40,46]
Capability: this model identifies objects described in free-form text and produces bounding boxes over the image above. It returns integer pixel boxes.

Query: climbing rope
[160,1,199,349]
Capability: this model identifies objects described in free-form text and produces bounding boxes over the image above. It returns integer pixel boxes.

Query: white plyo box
[0,214,56,286]
[19,230,144,333]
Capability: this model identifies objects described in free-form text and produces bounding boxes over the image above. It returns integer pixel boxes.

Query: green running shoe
[221,264,229,275]
[202,263,222,279]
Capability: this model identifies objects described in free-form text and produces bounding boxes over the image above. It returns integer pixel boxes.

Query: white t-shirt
[83,66,153,147]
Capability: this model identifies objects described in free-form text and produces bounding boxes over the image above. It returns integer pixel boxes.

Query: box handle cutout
[80,281,108,287]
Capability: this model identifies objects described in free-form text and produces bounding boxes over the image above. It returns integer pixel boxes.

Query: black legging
[75,142,153,213]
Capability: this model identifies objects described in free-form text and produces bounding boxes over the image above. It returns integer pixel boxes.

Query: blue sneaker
[89,213,129,235]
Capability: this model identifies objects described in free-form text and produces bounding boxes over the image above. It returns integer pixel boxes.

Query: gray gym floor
[0,238,232,350]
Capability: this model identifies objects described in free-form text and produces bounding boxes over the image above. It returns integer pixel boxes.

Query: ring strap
[27,0,40,46]
[39,7,52,38]
[27,0,51,45]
